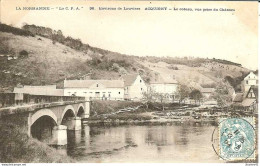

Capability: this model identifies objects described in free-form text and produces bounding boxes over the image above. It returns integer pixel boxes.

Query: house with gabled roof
[149,75,178,100]
[232,85,258,112]
[201,88,215,99]
[242,71,258,93]
[121,74,147,100]
[63,79,124,100]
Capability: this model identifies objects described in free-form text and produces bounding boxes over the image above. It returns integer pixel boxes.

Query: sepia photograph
[0,0,258,164]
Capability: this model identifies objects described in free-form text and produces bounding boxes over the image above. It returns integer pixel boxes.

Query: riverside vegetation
[0,121,74,163]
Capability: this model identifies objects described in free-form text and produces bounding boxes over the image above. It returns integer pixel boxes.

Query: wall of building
[202,92,211,99]
[14,86,64,96]
[150,83,178,95]
[125,75,147,100]
[242,72,258,92]
[64,88,124,99]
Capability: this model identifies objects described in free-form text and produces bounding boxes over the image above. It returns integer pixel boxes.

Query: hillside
[139,58,250,90]
[0,24,252,92]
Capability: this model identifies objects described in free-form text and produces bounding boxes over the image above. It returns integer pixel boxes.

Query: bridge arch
[30,109,58,141]
[31,109,58,125]
[60,105,76,125]
[76,103,85,117]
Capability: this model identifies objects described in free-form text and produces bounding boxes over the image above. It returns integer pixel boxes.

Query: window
[257,80,258,84]
[95,92,100,98]
[119,92,121,94]
[141,88,143,91]
[246,80,248,84]
[96,84,99,87]
[249,92,253,98]
[140,80,142,83]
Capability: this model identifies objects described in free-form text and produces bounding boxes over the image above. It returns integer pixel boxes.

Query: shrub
[19,50,29,57]
[0,23,34,37]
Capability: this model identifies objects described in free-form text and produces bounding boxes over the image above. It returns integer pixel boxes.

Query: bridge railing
[0,93,85,108]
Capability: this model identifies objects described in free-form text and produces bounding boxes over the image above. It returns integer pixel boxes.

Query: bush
[19,50,29,57]
[0,23,34,37]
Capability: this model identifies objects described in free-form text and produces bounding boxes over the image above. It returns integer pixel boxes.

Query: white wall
[242,72,258,92]
[125,75,147,100]
[64,88,124,100]
[150,83,178,95]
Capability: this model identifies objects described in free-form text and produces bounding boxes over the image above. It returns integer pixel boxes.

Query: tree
[156,93,168,111]
[142,89,156,109]
[142,90,167,111]
[189,89,202,104]
[176,84,190,104]
[212,81,232,108]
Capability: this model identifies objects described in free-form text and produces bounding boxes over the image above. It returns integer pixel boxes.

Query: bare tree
[142,89,156,109]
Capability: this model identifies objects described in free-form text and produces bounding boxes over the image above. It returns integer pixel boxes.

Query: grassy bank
[89,100,197,122]
[0,122,74,163]
[91,100,144,116]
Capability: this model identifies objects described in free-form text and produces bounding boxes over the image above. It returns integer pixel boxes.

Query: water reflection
[65,122,221,163]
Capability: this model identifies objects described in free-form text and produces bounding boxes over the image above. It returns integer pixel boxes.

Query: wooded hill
[0,23,253,92]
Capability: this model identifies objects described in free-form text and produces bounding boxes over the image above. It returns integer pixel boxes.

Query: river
[57,122,222,163]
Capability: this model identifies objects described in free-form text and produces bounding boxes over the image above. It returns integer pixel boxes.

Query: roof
[13,86,63,96]
[150,74,178,84]
[121,74,139,86]
[23,85,57,89]
[64,80,124,88]
[241,98,256,107]
[244,71,258,80]
[233,93,243,102]
[201,88,215,93]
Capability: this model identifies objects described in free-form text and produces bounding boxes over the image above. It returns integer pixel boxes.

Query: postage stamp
[218,117,256,161]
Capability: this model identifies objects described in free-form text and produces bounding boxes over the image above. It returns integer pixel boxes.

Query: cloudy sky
[1,0,258,69]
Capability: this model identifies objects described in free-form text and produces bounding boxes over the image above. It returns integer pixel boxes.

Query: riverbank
[0,121,74,163]
[88,100,257,125]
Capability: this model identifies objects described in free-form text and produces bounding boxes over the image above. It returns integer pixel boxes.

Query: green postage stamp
[218,117,256,161]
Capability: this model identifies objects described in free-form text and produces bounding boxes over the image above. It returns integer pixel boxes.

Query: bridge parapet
[0,93,85,108]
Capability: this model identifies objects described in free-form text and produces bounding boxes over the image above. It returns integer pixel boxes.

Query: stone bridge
[0,93,90,146]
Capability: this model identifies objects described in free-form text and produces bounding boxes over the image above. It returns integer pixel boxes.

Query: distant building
[201,88,215,99]
[149,79,178,99]
[121,74,147,100]
[63,80,124,100]
[241,71,258,93]
[232,92,243,103]
[13,85,64,96]
[232,86,258,112]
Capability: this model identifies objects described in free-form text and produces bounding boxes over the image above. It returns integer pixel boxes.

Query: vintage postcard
[0,0,258,165]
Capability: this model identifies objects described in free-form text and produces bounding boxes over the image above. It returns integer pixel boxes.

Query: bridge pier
[51,125,67,146]
[64,117,82,130]
[83,102,90,119]
[27,112,32,137]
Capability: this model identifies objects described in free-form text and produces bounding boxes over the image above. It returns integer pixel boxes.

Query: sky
[1,0,258,70]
